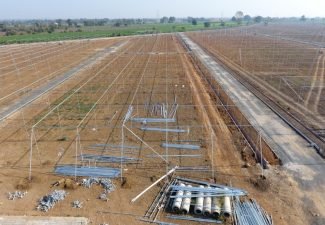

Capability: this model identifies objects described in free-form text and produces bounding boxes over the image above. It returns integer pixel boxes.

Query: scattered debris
[99,193,108,201]
[81,177,115,193]
[71,200,83,208]
[37,190,67,212]
[81,177,101,188]
[8,191,27,200]
[100,178,115,193]
[81,177,115,201]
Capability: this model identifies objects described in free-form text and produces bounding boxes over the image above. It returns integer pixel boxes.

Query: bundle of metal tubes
[170,182,246,218]
[55,166,120,178]
[78,154,140,163]
[233,197,273,225]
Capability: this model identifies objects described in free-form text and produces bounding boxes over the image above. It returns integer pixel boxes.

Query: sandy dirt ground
[0,34,323,225]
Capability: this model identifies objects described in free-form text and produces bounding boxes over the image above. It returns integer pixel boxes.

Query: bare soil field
[188,25,325,144]
[0,34,323,225]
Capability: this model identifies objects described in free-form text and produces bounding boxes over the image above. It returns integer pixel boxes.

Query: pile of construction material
[78,154,140,164]
[81,177,115,192]
[8,191,27,200]
[163,177,273,224]
[55,166,120,178]
[169,179,246,220]
[37,190,67,212]
[81,177,115,201]
[72,200,83,208]
[233,197,273,225]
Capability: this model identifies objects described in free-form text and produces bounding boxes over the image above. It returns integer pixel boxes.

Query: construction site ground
[0,34,323,225]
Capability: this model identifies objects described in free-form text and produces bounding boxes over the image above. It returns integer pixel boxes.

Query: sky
[0,0,324,20]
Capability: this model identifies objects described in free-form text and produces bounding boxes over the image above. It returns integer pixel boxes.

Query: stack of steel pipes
[233,198,273,225]
[170,183,246,218]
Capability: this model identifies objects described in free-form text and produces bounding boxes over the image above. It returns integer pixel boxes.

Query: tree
[55,19,63,27]
[231,16,237,22]
[114,22,121,27]
[244,15,251,21]
[234,11,244,24]
[66,19,73,27]
[0,23,6,32]
[5,30,17,36]
[235,11,244,20]
[47,25,55,33]
[300,15,306,22]
[160,16,168,23]
[168,16,176,23]
[220,20,225,27]
[192,19,197,25]
[254,16,263,23]
[204,21,211,27]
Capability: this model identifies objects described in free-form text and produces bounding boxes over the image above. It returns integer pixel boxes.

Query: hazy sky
[0,0,324,20]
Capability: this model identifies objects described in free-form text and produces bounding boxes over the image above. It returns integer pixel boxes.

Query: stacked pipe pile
[170,183,247,219]
[78,154,140,164]
[89,143,140,150]
[37,190,67,212]
[55,166,120,178]
[233,198,273,225]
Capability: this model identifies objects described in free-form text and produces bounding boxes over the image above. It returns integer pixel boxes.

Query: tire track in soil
[305,54,323,107]
[314,55,325,113]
